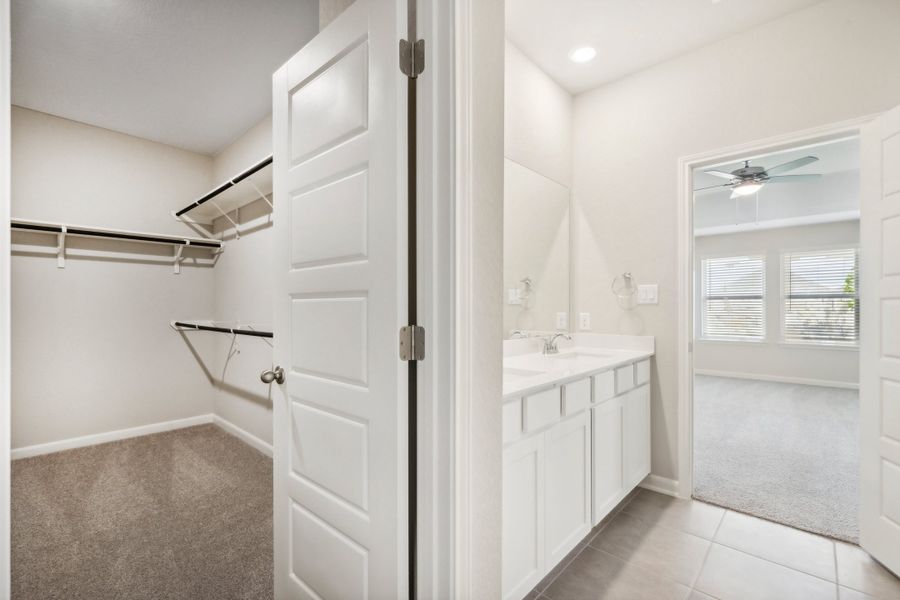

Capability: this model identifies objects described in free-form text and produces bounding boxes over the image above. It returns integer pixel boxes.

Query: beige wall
[10,106,216,448]
[210,115,275,448]
[319,0,355,29]
[694,221,860,386]
[571,0,900,481]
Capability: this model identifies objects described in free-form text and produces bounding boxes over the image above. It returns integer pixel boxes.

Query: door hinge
[399,39,425,78]
[399,325,425,361]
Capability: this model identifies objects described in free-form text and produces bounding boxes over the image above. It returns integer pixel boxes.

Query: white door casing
[272,0,407,597]
[860,104,900,577]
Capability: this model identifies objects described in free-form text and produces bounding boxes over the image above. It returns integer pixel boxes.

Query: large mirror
[503,158,570,338]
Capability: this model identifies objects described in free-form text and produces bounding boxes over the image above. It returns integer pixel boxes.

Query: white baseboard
[694,369,859,390]
[213,414,273,458]
[11,414,214,460]
[639,474,680,497]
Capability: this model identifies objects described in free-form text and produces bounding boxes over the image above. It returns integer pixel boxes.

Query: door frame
[676,115,877,499]
[0,0,10,595]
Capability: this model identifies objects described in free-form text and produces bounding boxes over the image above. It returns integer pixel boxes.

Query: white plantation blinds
[782,247,859,344]
[701,255,765,340]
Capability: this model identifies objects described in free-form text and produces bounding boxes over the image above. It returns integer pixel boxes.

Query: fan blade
[703,169,736,180]
[693,182,733,192]
[766,174,822,183]
[765,155,819,176]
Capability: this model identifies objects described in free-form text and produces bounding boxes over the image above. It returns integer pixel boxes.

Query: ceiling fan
[695,155,821,199]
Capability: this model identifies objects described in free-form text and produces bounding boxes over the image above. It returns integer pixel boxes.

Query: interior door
[271,0,407,597]
[860,103,900,576]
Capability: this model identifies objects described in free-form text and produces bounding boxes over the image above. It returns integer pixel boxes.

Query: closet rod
[11,219,223,249]
[172,321,273,338]
[174,154,273,217]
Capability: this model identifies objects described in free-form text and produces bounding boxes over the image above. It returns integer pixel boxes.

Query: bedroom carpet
[693,375,859,543]
[12,424,273,600]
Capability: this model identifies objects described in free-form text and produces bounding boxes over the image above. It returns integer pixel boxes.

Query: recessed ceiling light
[568,47,597,64]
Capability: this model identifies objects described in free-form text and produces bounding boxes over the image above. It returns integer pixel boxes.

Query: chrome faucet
[542,332,572,355]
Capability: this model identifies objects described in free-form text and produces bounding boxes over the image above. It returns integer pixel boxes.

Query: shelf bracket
[209,199,241,239]
[247,179,274,210]
[173,243,185,274]
[56,227,66,268]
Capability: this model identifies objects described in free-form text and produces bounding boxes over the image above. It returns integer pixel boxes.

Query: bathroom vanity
[501,334,654,600]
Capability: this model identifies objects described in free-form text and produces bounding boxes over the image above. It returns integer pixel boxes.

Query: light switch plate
[637,284,659,305]
[556,312,568,329]
[579,312,591,330]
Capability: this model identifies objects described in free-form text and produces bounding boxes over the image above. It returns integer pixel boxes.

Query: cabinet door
[503,435,545,600]
[544,412,592,568]
[592,397,624,525]
[623,384,651,490]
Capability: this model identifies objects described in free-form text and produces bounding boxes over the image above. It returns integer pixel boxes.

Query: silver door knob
[260,366,285,384]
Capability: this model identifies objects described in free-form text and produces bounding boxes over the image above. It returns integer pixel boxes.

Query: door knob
[260,366,285,385]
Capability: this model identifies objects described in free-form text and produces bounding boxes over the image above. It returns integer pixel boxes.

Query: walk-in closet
[8,1,319,597]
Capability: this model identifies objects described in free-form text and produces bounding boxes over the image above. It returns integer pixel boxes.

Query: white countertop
[502,334,655,401]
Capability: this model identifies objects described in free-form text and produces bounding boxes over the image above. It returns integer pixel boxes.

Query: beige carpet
[12,424,273,600]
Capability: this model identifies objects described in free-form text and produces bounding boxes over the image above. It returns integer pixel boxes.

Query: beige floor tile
[695,544,837,600]
[543,546,690,600]
[714,511,836,581]
[839,586,879,600]
[590,511,711,586]
[622,490,724,539]
[687,592,717,600]
[835,542,900,600]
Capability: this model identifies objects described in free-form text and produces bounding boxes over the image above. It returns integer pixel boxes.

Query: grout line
[833,541,839,587]
[690,508,727,591]
[706,540,843,587]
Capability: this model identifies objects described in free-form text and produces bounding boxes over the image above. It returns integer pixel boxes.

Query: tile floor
[527,489,900,600]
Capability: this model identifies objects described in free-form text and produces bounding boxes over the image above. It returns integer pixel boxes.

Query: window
[701,255,765,341]
[782,247,859,345]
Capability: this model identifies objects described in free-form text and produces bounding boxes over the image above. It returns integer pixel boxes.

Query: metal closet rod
[173,321,273,338]
[174,154,274,217]
[11,219,223,249]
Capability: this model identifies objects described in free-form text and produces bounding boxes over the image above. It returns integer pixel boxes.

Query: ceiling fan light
[732,181,763,197]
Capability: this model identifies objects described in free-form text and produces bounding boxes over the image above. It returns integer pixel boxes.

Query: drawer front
[593,370,615,403]
[524,387,562,432]
[563,378,592,416]
[503,399,523,443]
[615,364,635,394]
[635,359,650,385]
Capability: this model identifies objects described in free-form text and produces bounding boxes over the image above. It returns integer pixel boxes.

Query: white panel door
[544,412,591,568]
[272,0,407,597]
[860,103,900,576]
[592,397,624,525]
[502,435,545,600]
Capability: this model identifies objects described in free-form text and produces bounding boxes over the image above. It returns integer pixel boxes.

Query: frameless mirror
[503,158,570,338]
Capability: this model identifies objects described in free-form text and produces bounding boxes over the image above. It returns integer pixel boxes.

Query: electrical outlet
[579,312,591,330]
[556,312,568,330]
[637,284,659,305]
[507,289,522,305]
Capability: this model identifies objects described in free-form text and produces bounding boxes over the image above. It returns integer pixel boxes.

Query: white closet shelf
[11,218,222,272]
[173,155,273,224]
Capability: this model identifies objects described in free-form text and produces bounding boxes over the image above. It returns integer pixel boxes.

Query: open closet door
[860,103,900,576]
[271,0,407,597]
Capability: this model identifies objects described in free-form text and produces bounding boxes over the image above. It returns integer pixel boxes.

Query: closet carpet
[12,424,273,600]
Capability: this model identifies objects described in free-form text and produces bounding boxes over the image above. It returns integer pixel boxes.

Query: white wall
[571,0,900,482]
[694,221,859,387]
[504,41,572,335]
[10,106,216,449]
[209,115,275,451]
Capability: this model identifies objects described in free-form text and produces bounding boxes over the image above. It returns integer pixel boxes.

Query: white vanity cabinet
[502,353,653,600]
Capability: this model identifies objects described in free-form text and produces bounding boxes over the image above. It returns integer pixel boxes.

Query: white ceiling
[506,0,826,94]
[11,0,319,156]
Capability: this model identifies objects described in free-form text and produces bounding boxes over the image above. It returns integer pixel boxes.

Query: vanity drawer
[615,364,635,394]
[635,359,651,385]
[503,399,523,442]
[563,378,592,416]
[594,371,615,403]
[524,387,562,432]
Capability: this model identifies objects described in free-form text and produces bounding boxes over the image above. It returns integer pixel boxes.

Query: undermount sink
[503,367,545,381]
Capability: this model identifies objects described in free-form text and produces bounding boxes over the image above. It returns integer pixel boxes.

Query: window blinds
[701,255,765,340]
[782,247,859,344]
